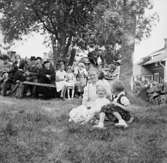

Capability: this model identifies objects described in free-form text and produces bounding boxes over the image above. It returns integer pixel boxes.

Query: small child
[82,69,98,105]
[94,80,134,129]
[69,80,110,124]
[66,66,76,99]
[74,62,88,98]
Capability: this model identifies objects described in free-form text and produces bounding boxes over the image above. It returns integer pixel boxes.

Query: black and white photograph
[0,0,167,162]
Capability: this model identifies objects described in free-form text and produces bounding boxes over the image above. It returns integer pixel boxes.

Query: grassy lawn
[0,96,167,163]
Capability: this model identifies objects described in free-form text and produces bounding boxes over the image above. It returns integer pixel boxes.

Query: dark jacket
[38,66,55,84]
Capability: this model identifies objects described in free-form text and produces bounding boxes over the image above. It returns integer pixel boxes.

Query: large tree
[0,0,100,63]
[119,0,158,90]
[0,0,158,89]
[80,0,158,90]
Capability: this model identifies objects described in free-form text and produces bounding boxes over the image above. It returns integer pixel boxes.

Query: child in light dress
[82,68,98,106]
[66,66,76,99]
[74,62,88,97]
[69,80,111,124]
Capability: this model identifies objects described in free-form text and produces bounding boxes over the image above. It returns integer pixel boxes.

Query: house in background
[134,38,167,83]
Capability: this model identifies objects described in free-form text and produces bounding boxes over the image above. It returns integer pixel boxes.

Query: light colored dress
[69,97,110,124]
[75,67,88,92]
[66,72,76,87]
[56,70,67,92]
[82,83,97,105]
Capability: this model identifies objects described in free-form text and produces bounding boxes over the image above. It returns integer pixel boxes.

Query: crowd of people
[0,53,135,128]
[0,54,91,99]
[2,52,166,129]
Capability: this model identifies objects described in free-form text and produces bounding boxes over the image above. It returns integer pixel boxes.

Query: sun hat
[78,62,85,68]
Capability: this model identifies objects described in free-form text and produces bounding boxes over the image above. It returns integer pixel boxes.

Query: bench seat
[22,81,56,88]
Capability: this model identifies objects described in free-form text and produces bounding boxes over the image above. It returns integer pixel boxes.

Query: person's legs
[94,104,128,128]
[67,87,70,99]
[93,104,113,128]
[114,107,133,125]
[93,112,106,128]
[61,85,67,99]
[71,87,75,99]
[1,80,10,96]
[113,112,128,128]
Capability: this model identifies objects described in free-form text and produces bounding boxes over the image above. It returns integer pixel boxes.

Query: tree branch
[64,34,73,55]
[31,5,55,34]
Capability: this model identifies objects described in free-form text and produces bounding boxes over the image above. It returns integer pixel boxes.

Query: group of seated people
[0,54,134,128]
[0,54,89,99]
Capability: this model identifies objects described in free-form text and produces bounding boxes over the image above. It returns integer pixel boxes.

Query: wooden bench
[13,81,57,98]
[22,81,56,88]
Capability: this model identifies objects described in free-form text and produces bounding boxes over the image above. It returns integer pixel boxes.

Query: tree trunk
[120,1,136,91]
[51,33,72,66]
[51,35,58,68]
[68,48,76,66]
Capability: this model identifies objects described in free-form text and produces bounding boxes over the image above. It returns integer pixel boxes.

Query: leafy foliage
[0,0,101,58]
[75,0,158,65]
[78,0,158,47]
[0,0,159,67]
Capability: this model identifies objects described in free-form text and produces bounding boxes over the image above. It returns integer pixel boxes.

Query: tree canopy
[74,0,158,65]
[0,0,158,55]
[0,0,101,60]
[0,0,159,90]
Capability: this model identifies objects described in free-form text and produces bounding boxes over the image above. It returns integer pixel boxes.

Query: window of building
[154,73,160,83]
[144,75,153,81]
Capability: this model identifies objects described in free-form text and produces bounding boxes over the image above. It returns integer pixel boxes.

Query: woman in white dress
[56,62,67,100]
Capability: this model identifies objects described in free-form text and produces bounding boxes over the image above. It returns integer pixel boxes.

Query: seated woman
[56,61,67,100]
[37,60,55,99]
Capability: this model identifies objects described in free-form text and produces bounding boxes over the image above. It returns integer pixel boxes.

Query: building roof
[142,48,167,66]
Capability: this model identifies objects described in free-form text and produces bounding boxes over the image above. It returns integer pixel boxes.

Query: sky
[11,32,51,58]
[134,0,167,63]
[1,0,167,62]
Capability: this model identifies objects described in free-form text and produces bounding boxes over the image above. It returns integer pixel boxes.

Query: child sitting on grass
[69,80,111,124]
[94,80,134,129]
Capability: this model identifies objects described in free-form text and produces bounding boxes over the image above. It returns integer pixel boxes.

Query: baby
[69,80,111,124]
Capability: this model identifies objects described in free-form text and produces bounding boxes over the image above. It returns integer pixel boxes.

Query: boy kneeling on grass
[94,80,134,129]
